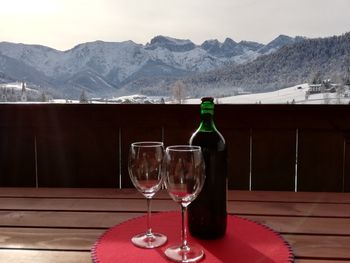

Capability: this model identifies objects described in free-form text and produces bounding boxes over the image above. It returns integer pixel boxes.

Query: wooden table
[0,188,349,263]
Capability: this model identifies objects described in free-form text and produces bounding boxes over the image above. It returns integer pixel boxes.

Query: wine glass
[163,145,206,262]
[128,141,167,248]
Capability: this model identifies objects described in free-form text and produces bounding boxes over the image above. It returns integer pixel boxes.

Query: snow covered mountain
[145,36,196,52]
[184,32,350,97]
[0,35,300,98]
[258,35,305,54]
[201,38,262,58]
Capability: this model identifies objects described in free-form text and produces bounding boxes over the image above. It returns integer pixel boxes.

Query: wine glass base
[164,244,204,262]
[131,232,167,249]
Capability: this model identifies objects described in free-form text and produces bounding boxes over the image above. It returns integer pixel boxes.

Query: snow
[233,49,260,64]
[184,84,350,104]
[221,84,309,104]
[0,41,147,80]
[148,47,223,71]
[107,94,164,104]
[2,80,349,105]
[0,37,251,85]
[162,36,193,45]
[38,83,350,104]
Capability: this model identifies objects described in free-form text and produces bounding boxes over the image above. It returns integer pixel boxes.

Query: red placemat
[92,211,293,263]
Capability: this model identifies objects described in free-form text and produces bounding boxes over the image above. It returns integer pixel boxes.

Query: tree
[79,90,89,103]
[336,85,345,104]
[310,71,323,84]
[343,67,350,86]
[172,80,186,104]
[0,87,7,102]
[305,91,310,100]
[323,92,331,104]
[40,92,48,102]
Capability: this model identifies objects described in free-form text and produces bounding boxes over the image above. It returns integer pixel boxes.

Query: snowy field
[105,83,350,105]
[2,82,350,104]
[184,84,350,105]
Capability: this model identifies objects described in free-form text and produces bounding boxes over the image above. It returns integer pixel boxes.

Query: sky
[0,0,349,51]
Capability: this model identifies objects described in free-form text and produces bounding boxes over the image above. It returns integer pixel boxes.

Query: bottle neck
[198,113,216,132]
[197,98,216,132]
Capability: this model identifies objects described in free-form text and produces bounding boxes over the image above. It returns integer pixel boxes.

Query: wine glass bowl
[129,142,164,198]
[128,141,167,248]
[163,145,205,262]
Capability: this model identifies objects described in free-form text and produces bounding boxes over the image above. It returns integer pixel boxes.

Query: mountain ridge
[0,34,326,99]
[183,32,350,97]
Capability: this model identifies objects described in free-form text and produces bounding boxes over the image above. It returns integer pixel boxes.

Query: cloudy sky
[0,0,349,51]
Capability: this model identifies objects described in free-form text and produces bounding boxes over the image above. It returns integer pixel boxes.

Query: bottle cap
[201,97,214,102]
[200,97,214,115]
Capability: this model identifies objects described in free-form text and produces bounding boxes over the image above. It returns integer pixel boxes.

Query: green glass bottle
[188,97,227,239]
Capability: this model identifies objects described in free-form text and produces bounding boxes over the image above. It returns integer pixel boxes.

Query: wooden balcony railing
[1,104,350,192]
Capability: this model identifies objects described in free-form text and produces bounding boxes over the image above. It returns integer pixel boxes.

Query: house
[308,84,322,94]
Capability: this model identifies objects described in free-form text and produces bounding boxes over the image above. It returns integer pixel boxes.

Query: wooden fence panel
[162,104,198,147]
[1,104,350,191]
[297,130,344,192]
[0,127,36,187]
[344,136,350,192]
[224,128,251,190]
[163,127,193,146]
[36,126,118,187]
[251,129,297,191]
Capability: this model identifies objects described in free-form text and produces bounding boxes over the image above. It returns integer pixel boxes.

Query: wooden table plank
[1,211,350,236]
[0,188,349,262]
[0,227,102,250]
[0,227,349,260]
[0,211,143,229]
[245,216,350,235]
[286,234,350,260]
[0,188,144,199]
[0,250,91,263]
[1,188,350,203]
[0,197,176,212]
[1,198,350,218]
[230,191,350,204]
[232,202,350,218]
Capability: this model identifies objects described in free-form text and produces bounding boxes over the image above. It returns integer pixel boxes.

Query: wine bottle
[188,97,227,239]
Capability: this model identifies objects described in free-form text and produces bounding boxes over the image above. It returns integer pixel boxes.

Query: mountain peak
[275,34,292,40]
[258,34,297,54]
[146,35,196,52]
[223,38,237,46]
[150,35,191,44]
[69,40,138,51]
[201,38,245,57]
[201,39,220,50]
[238,40,264,51]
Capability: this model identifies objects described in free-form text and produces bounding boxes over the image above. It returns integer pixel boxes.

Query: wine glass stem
[146,197,152,236]
[181,205,189,250]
